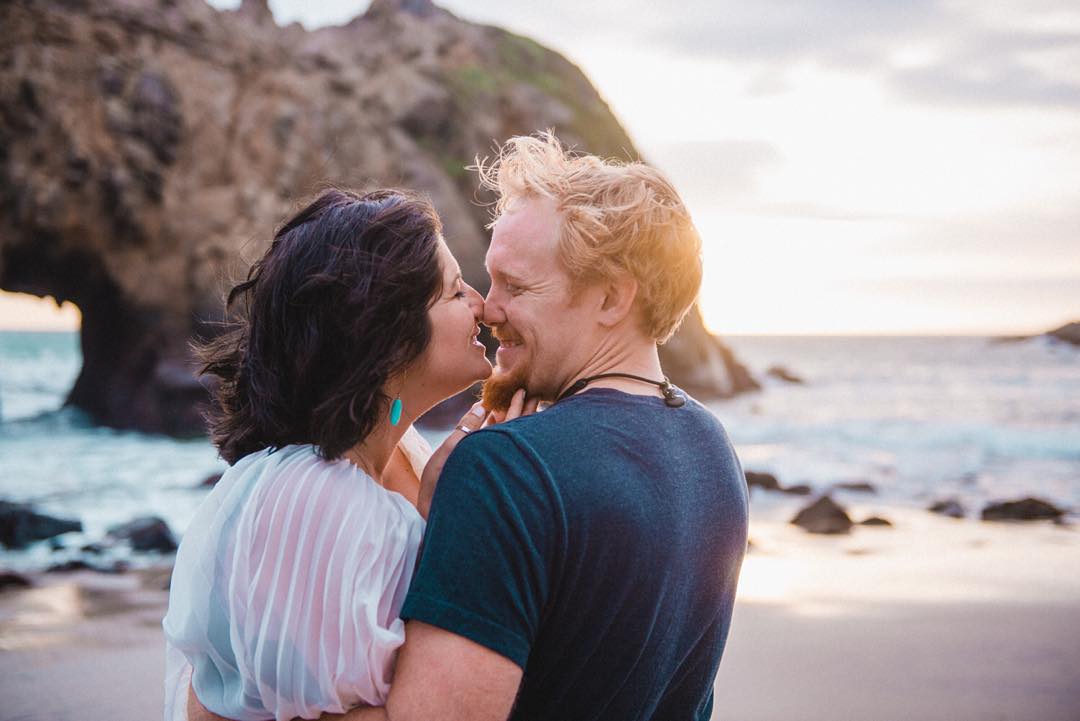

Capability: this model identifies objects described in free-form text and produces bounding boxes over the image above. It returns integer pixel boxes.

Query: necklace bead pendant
[660,381,687,407]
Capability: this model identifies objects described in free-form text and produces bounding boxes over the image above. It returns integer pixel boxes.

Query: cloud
[901,208,1080,261]
[645,0,940,66]
[742,201,891,221]
[633,1,1080,109]
[888,31,1080,109]
[647,140,782,206]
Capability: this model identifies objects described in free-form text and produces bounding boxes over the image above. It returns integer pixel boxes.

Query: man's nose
[482,286,505,327]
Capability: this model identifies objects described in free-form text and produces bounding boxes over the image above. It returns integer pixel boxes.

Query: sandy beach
[2,509,1077,721]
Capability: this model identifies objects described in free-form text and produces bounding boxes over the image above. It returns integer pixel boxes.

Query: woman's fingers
[523,396,540,416]
[454,402,488,436]
[504,388,527,420]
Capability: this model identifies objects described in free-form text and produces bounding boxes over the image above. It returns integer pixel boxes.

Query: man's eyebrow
[492,267,525,282]
[485,254,524,282]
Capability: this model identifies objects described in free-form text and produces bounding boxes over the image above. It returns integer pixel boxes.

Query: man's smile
[492,330,526,368]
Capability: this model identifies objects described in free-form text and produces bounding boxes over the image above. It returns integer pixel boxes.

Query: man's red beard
[480,363,530,413]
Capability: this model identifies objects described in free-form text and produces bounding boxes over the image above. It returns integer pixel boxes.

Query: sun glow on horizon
[0,292,81,332]
[694,212,1078,337]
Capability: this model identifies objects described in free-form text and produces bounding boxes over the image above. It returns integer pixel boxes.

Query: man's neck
[559,339,665,400]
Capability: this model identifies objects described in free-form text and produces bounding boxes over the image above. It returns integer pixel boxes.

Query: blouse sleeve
[165,449,425,721]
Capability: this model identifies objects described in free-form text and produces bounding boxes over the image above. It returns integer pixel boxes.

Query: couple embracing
[164,133,749,721]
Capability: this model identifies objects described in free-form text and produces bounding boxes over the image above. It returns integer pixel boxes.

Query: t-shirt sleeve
[400,428,561,669]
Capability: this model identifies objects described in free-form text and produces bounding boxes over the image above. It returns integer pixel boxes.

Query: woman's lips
[469,326,487,350]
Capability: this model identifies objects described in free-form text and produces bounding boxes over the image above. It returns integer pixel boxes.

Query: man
[193,133,748,721]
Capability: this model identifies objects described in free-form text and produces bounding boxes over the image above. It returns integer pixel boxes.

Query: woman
[163,188,504,720]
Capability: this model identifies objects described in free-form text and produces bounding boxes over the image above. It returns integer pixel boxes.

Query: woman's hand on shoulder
[417,390,539,519]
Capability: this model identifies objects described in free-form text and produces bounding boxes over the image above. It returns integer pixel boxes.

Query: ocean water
[715,334,1080,519]
[1,331,1078,569]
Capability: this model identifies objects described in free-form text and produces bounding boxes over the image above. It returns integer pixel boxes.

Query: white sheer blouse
[163,428,431,721]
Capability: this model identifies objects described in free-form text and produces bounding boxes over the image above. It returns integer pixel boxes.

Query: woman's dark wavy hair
[197,188,444,464]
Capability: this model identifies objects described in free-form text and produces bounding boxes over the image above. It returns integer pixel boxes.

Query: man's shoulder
[459,404,572,452]
[441,422,551,486]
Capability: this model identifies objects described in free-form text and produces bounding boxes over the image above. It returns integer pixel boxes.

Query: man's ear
[597,273,639,328]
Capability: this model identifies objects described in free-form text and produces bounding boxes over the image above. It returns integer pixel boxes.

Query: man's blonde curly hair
[475,131,702,344]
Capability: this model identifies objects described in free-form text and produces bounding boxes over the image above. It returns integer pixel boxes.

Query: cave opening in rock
[0,243,208,436]
[0,291,82,422]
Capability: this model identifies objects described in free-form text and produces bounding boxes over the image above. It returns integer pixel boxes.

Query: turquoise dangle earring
[389,377,404,426]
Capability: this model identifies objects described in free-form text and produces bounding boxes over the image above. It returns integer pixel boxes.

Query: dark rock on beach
[0,0,758,436]
[745,471,812,496]
[47,559,96,573]
[781,483,813,496]
[197,472,223,488]
[833,481,877,494]
[659,307,760,399]
[47,559,129,574]
[928,499,966,519]
[860,516,893,527]
[745,471,781,492]
[993,321,1080,347]
[0,500,83,549]
[1047,322,1080,346]
[790,496,854,535]
[766,365,805,384]
[981,497,1065,522]
[106,516,178,553]
[0,570,33,592]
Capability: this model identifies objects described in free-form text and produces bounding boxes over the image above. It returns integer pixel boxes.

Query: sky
[3,0,1077,334]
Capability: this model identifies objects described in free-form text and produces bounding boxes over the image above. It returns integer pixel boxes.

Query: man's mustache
[491,327,524,344]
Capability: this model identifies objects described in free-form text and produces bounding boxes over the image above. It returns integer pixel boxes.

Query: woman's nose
[466,284,485,319]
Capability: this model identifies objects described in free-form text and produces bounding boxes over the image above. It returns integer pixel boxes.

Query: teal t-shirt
[401,388,749,721]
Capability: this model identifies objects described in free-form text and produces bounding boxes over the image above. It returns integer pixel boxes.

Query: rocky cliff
[0,0,758,434]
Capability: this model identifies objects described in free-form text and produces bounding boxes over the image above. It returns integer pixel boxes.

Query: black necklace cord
[556,372,686,407]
